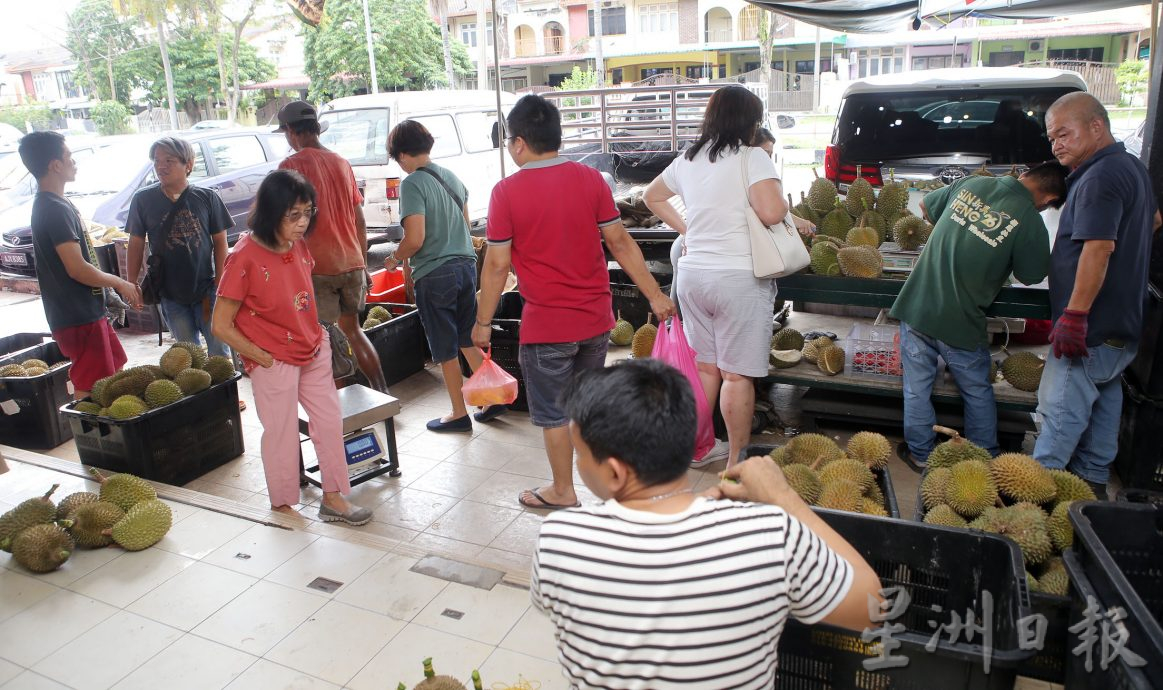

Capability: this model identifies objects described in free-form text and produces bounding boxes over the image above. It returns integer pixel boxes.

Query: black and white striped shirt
[531,497,853,689]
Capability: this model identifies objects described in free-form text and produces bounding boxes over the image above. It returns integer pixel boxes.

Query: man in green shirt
[890,162,1068,470]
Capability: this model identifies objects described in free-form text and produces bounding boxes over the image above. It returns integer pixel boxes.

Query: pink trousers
[249,337,351,507]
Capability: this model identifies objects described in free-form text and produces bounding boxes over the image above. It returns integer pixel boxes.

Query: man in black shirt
[19,131,140,400]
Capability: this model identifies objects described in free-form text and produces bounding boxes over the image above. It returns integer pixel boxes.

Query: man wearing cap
[276,100,387,392]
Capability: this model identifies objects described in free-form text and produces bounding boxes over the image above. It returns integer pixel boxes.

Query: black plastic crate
[775,511,1033,689]
[609,267,671,330]
[364,304,429,387]
[910,471,1071,683]
[1116,376,1163,491]
[742,443,899,518]
[0,340,73,449]
[0,333,50,361]
[1127,283,1162,398]
[459,292,528,412]
[1068,502,1163,678]
[1061,550,1155,689]
[61,373,244,486]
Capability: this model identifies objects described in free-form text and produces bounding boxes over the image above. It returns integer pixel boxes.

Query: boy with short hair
[19,131,140,400]
[532,359,881,689]
[473,94,675,511]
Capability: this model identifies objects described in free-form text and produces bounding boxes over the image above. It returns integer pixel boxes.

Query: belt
[1103,338,1126,348]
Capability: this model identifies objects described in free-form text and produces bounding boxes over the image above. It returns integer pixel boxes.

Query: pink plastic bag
[462,349,519,407]
[651,314,715,462]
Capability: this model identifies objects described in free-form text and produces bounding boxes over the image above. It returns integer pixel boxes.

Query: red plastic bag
[463,349,519,407]
[651,314,715,462]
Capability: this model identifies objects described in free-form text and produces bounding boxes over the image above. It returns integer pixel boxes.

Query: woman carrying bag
[644,86,813,469]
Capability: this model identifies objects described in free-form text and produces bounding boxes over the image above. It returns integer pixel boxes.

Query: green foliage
[65,1,142,104]
[123,28,276,111]
[91,101,132,135]
[0,105,53,132]
[1116,59,1150,106]
[556,67,597,121]
[303,0,474,100]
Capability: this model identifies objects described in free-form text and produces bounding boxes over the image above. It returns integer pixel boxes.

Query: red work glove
[1049,309,1089,359]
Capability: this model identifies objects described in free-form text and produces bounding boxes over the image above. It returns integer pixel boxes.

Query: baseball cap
[274,100,330,133]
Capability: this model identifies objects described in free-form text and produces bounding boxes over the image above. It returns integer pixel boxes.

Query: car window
[835,87,1076,164]
[264,134,292,160]
[207,136,263,175]
[456,110,503,153]
[412,114,462,158]
[319,108,390,166]
[68,142,152,196]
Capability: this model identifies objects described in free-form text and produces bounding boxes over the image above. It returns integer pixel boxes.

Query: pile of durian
[792,167,933,278]
[769,328,845,377]
[72,342,235,421]
[0,358,70,379]
[362,304,405,331]
[609,311,660,360]
[765,431,894,516]
[0,470,173,574]
[917,426,1095,596]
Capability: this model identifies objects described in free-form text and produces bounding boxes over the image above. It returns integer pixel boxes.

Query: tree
[1116,59,1149,106]
[91,101,132,135]
[122,28,276,119]
[303,0,474,99]
[65,1,142,104]
[556,67,597,121]
[757,10,781,87]
[428,0,455,88]
[112,0,181,129]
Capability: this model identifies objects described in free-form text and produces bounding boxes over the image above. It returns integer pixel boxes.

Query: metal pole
[1152,0,1160,84]
[813,27,821,111]
[493,0,505,177]
[361,0,378,94]
[477,0,488,90]
[594,1,605,87]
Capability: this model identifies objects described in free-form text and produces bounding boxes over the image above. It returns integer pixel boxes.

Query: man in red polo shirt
[277,100,388,392]
[474,95,675,511]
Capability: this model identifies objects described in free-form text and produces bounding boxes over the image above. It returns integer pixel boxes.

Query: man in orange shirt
[276,101,387,392]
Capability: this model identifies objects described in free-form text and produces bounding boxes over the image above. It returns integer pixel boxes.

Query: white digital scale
[343,428,385,475]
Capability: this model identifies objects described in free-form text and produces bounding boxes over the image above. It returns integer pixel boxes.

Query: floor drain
[441,609,465,620]
[307,577,343,593]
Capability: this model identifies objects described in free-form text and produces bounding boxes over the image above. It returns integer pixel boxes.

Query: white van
[318,90,518,236]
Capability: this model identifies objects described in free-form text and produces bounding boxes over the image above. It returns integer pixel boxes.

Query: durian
[860,498,889,517]
[769,349,802,369]
[23,366,49,377]
[845,226,879,247]
[837,246,883,278]
[928,426,992,469]
[945,460,998,519]
[807,168,839,213]
[847,432,891,471]
[144,379,184,408]
[368,305,391,322]
[924,504,969,528]
[801,336,833,365]
[991,453,1057,505]
[90,375,117,407]
[73,401,102,415]
[817,479,863,512]
[1049,470,1096,505]
[785,433,844,465]
[20,358,48,370]
[767,446,789,465]
[174,368,212,395]
[844,168,876,217]
[809,241,841,276]
[12,523,73,573]
[68,501,125,548]
[972,162,994,177]
[610,311,634,346]
[1048,501,1074,552]
[109,499,172,551]
[203,356,236,385]
[817,345,845,375]
[630,314,657,359]
[0,363,27,377]
[772,328,805,352]
[920,467,952,510]
[893,215,931,251]
[857,209,888,245]
[109,395,148,420]
[1000,351,1045,392]
[794,192,822,226]
[970,505,1053,566]
[172,341,207,370]
[0,484,60,552]
[159,346,193,378]
[782,464,822,505]
[820,204,855,240]
[362,317,383,330]
[1035,558,1069,596]
[876,169,909,217]
[90,468,156,512]
[56,491,99,521]
[819,458,874,491]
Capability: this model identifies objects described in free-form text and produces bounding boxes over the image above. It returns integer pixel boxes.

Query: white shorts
[675,265,776,378]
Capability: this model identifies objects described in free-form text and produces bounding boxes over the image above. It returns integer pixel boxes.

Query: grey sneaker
[318,503,374,526]
[691,439,730,468]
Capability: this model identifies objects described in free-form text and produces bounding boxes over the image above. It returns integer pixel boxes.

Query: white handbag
[741,148,811,279]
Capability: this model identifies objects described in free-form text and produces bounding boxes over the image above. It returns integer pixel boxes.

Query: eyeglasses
[285,206,317,223]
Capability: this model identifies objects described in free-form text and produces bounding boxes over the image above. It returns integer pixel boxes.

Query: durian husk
[12,523,73,573]
[991,453,1057,505]
[846,432,891,471]
[945,460,998,519]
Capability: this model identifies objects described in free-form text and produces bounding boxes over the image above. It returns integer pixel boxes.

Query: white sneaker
[691,439,730,468]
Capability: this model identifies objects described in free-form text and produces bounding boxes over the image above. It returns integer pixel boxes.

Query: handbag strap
[416,166,466,211]
[159,187,191,238]
[739,146,753,211]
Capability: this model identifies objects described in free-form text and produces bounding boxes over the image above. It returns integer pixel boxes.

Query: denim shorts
[414,258,477,363]
[519,333,609,428]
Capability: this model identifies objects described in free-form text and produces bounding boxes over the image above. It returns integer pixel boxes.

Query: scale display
[344,429,384,473]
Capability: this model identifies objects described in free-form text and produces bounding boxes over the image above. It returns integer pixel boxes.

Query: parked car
[1123,119,1146,158]
[0,128,289,279]
[825,67,1087,191]
[317,90,518,237]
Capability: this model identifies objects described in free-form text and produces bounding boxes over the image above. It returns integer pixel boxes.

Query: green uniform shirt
[398,162,475,282]
[890,176,1050,350]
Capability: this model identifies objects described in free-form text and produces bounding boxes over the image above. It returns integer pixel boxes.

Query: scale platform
[298,384,402,488]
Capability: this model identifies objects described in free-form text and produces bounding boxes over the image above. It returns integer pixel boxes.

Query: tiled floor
[1,290,1060,689]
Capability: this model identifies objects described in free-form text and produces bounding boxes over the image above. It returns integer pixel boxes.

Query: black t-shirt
[126,184,233,305]
[31,192,106,331]
[1049,142,1157,346]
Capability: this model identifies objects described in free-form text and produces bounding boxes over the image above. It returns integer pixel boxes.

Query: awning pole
[1152,0,1160,83]
[493,0,506,177]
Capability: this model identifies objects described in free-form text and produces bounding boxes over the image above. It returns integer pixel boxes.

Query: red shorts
[52,319,128,393]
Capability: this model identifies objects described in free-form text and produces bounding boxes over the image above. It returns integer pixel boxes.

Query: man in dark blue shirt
[1035,92,1161,498]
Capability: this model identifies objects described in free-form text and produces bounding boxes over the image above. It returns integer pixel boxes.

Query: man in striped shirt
[531,359,881,689]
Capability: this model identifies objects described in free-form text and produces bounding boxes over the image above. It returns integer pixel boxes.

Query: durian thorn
[932,425,963,441]
[87,467,108,484]
[41,483,61,501]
